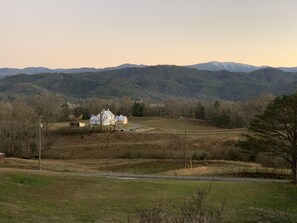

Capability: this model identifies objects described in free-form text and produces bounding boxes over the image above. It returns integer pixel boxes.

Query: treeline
[0,93,276,126]
[0,96,59,157]
[61,93,275,128]
[130,93,275,128]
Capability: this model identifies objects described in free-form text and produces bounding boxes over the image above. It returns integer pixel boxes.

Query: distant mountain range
[187,61,297,73]
[1,65,297,101]
[1,61,297,78]
[0,63,146,78]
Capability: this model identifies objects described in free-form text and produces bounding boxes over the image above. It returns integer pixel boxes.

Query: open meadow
[0,168,296,223]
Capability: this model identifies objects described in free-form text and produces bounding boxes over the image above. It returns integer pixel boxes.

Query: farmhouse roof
[115,115,127,121]
[98,109,114,117]
[90,114,99,120]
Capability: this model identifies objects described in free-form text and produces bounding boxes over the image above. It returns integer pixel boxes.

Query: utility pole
[184,124,187,169]
[38,116,43,171]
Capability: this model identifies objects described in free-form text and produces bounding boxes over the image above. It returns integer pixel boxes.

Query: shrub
[132,188,226,223]
[192,152,207,161]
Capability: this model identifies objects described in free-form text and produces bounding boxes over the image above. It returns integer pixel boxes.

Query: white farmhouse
[98,109,116,126]
[115,115,128,125]
[90,109,128,126]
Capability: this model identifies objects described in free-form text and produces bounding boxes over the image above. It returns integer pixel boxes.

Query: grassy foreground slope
[0,169,296,223]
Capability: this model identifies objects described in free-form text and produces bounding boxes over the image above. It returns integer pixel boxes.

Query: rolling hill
[0,66,297,101]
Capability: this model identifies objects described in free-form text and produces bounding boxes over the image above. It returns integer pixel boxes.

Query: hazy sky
[1,0,297,68]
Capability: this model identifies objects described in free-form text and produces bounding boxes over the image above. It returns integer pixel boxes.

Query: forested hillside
[0,65,296,101]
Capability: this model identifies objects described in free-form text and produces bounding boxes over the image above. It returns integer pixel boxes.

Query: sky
[1,0,297,68]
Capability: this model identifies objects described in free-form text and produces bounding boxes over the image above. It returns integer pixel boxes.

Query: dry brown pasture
[43,117,246,160]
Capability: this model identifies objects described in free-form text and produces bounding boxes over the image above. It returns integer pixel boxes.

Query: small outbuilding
[90,114,100,125]
[69,122,86,128]
[0,153,5,162]
[115,115,128,125]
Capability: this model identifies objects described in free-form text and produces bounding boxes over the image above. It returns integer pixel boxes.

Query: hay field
[44,117,245,160]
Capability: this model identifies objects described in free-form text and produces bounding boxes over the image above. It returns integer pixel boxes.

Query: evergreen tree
[194,102,205,120]
[132,102,145,117]
[239,93,297,184]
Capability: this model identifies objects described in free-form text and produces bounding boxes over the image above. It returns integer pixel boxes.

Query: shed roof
[115,115,127,121]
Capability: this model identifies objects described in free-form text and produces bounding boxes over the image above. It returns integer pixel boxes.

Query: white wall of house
[98,109,115,126]
[115,115,128,125]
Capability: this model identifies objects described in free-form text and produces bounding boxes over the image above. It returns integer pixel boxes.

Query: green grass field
[0,169,296,223]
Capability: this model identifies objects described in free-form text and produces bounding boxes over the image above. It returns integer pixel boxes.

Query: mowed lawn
[0,169,296,223]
